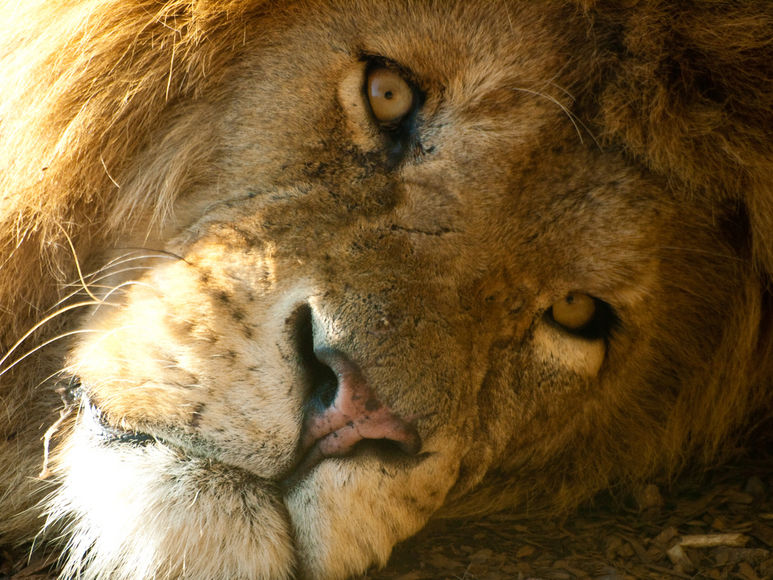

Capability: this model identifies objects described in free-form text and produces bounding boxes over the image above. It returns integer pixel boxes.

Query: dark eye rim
[545,296,619,341]
[361,55,424,138]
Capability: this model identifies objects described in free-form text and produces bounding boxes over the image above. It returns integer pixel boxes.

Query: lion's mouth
[75,393,156,448]
[74,365,426,490]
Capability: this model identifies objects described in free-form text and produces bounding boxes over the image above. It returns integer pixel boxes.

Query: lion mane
[1,1,772,578]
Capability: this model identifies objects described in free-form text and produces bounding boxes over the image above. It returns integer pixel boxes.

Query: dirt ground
[366,448,773,580]
[3,449,772,580]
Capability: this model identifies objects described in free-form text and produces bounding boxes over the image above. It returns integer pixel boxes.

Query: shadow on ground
[365,448,773,580]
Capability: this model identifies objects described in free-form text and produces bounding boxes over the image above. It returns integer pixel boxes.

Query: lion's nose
[300,347,421,458]
[283,303,422,486]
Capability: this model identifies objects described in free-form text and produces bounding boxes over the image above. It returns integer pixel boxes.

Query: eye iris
[552,292,596,330]
[367,68,413,123]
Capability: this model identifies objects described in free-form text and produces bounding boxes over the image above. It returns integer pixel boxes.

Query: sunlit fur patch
[532,323,606,377]
[46,407,295,580]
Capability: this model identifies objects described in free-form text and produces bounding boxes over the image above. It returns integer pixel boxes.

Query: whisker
[0,302,103,374]
[114,246,189,264]
[54,222,98,303]
[0,329,102,379]
[58,250,181,292]
[53,266,155,311]
[59,251,178,289]
[90,249,182,273]
[51,249,178,311]
[7,247,184,382]
[510,86,600,149]
[33,367,76,392]
[40,383,79,479]
[511,86,582,143]
[545,81,576,101]
[96,280,161,310]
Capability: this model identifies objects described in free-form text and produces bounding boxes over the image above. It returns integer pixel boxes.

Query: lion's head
[1,1,772,579]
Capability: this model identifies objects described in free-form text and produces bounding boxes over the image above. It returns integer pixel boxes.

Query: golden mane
[0,0,272,353]
[587,3,773,275]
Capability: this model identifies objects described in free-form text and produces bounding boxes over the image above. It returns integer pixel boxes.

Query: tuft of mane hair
[584,1,773,277]
[0,0,272,352]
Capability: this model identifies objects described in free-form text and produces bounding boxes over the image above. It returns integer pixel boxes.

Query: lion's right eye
[366,68,415,124]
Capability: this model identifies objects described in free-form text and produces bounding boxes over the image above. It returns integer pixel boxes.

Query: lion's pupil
[366,67,414,123]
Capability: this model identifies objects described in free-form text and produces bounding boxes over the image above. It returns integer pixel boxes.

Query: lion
[0,1,771,578]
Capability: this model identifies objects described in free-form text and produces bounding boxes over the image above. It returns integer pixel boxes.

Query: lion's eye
[551,293,596,331]
[366,68,415,124]
[547,292,618,340]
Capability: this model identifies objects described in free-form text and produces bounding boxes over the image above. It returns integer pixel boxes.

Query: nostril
[291,304,338,408]
[301,348,421,456]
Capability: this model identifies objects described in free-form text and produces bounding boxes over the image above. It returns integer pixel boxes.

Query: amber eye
[551,292,597,331]
[366,68,414,123]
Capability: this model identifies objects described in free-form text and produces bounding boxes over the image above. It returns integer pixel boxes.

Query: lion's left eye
[366,68,415,124]
[547,292,617,339]
[551,293,596,330]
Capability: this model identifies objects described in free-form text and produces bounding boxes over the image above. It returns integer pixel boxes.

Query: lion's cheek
[69,303,201,429]
[66,261,305,478]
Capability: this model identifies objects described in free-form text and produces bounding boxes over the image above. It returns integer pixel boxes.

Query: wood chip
[737,561,762,580]
[653,526,678,546]
[666,544,695,572]
[724,491,755,504]
[635,484,664,510]
[679,533,749,548]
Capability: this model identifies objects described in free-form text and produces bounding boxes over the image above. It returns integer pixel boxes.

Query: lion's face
[49,2,758,579]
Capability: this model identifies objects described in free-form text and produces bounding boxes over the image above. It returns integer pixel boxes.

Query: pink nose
[293,348,421,480]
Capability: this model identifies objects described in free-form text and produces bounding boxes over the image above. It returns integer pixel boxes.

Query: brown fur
[1,1,771,578]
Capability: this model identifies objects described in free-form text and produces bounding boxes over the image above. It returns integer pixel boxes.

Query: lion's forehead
[160,3,675,292]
